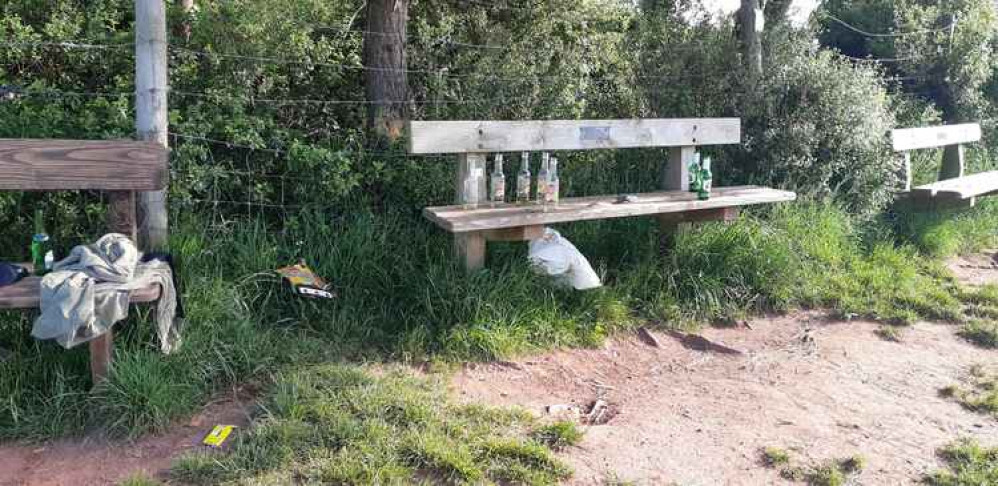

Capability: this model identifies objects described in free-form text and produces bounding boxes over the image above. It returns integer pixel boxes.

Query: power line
[822,12,955,38]
[0,40,133,50]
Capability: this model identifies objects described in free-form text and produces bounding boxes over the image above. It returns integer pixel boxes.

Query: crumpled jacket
[31,233,182,353]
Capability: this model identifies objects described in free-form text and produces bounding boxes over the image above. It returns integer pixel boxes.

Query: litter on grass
[276,261,335,299]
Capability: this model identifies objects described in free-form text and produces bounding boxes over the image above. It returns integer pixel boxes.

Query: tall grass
[0,200,996,439]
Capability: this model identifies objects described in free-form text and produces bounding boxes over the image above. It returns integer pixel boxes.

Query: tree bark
[176,0,195,42]
[363,0,409,142]
[738,0,764,81]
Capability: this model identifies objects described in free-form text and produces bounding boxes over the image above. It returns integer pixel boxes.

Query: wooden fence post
[136,0,170,249]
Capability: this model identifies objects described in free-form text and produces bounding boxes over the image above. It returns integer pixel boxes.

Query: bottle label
[44,251,54,271]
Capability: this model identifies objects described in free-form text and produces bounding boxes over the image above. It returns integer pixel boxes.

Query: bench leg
[89,331,114,385]
[455,232,486,272]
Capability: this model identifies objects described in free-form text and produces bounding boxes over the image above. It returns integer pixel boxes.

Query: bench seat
[0,265,161,310]
[909,170,998,201]
[424,185,797,233]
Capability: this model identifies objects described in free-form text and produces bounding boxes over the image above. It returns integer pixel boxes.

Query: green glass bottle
[30,209,53,276]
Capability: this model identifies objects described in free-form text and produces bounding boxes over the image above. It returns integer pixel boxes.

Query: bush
[728,32,898,214]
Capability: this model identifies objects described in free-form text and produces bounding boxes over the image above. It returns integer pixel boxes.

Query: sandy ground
[1,251,996,485]
[0,393,253,486]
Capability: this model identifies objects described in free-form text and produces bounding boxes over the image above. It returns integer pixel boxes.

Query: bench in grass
[0,139,168,384]
[409,119,797,271]
[892,123,998,209]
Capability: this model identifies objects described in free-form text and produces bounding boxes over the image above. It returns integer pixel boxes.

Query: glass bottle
[698,156,712,201]
[31,209,53,276]
[490,154,506,206]
[546,156,560,204]
[516,152,532,203]
[688,151,702,193]
[536,152,550,204]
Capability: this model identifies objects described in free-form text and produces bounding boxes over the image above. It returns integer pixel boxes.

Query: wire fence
[0,6,975,220]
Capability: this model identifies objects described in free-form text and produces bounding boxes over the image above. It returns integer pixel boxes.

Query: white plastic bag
[528,228,602,290]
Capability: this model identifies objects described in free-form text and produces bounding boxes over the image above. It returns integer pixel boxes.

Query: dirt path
[453,252,998,485]
[454,315,998,485]
[0,393,253,486]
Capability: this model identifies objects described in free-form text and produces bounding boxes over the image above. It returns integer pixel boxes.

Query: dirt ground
[0,252,996,486]
[450,253,998,485]
[0,393,253,486]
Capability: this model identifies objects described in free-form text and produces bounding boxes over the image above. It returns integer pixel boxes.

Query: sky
[700,0,819,25]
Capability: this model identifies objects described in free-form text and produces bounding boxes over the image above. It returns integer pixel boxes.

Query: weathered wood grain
[0,274,161,309]
[891,124,981,152]
[424,186,796,233]
[0,139,168,191]
[89,331,113,384]
[910,170,998,200]
[408,119,741,154]
[658,207,740,225]
[482,225,545,242]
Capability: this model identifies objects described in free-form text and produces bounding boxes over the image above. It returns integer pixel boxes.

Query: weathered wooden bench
[409,119,797,271]
[0,139,168,384]
[892,123,998,209]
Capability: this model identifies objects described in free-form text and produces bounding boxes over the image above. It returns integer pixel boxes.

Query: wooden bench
[892,123,998,209]
[0,139,169,384]
[409,119,797,271]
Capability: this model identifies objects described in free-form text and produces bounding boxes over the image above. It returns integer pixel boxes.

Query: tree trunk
[176,0,195,42]
[363,0,409,142]
[738,0,764,80]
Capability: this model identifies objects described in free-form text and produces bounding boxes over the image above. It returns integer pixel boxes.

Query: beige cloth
[31,234,181,353]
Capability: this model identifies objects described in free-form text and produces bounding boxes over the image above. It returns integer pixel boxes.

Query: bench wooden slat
[0,267,161,310]
[0,139,168,191]
[891,124,981,151]
[408,119,741,154]
[909,170,998,200]
[424,186,796,233]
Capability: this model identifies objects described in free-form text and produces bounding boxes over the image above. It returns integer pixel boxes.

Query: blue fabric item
[0,263,27,287]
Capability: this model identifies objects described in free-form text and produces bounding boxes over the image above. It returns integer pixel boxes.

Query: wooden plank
[408,119,741,154]
[658,207,740,225]
[424,186,796,233]
[0,139,168,191]
[107,191,138,242]
[455,232,486,271]
[89,331,113,385]
[483,225,545,242]
[663,146,693,192]
[910,171,998,200]
[0,276,161,309]
[891,124,981,151]
[940,144,965,181]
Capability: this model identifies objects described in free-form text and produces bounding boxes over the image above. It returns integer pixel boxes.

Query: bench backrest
[0,139,169,241]
[0,139,168,191]
[409,118,741,154]
[890,123,981,190]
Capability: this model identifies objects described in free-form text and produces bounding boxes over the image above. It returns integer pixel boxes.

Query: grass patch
[761,447,865,485]
[941,365,998,417]
[959,320,998,348]
[171,364,571,485]
[118,474,161,486]
[925,439,998,485]
[531,421,584,450]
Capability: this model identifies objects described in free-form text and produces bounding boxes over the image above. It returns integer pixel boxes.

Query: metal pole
[135,0,170,249]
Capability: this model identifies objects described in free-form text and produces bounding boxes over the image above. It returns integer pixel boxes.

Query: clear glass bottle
[517,152,531,203]
[698,156,712,201]
[546,156,560,204]
[490,154,506,206]
[536,152,550,204]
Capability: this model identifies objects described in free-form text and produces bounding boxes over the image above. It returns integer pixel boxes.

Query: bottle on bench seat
[490,154,506,206]
[517,152,531,204]
[546,156,560,205]
[537,152,550,206]
[31,209,54,276]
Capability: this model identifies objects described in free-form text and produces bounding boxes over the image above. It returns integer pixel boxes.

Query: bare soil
[452,252,998,485]
[0,393,253,486]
